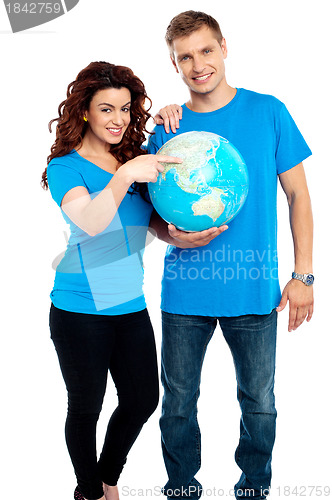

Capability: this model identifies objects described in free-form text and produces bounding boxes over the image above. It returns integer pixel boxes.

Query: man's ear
[221,37,228,59]
[170,56,179,74]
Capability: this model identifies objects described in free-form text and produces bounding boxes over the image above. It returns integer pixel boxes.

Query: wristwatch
[292,272,314,286]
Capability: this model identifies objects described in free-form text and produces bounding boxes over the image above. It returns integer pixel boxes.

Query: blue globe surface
[148,131,249,232]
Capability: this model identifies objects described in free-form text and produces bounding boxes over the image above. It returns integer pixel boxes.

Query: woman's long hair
[41,62,152,196]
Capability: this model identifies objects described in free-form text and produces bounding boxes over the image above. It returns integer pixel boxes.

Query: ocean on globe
[148,131,249,232]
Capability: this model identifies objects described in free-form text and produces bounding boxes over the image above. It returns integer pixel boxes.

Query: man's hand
[167,224,228,248]
[153,105,183,133]
[277,279,314,332]
[149,211,228,248]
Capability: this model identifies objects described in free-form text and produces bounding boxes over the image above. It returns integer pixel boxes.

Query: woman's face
[85,87,131,146]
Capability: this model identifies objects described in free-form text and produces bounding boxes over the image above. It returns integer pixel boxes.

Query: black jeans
[49,304,159,500]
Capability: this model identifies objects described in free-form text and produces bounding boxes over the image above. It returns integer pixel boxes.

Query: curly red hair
[41,61,152,192]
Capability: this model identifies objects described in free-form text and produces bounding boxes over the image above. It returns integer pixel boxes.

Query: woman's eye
[101,108,111,113]
[122,107,130,113]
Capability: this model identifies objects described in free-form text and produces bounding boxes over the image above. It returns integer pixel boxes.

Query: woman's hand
[121,154,182,184]
[153,104,183,133]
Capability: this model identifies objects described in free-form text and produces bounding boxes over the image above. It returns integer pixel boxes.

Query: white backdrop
[1,0,331,499]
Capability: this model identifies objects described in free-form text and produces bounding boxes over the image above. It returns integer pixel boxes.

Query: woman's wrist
[113,163,135,187]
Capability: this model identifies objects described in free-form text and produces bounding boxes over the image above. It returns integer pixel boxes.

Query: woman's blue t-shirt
[47,150,153,315]
[147,88,312,317]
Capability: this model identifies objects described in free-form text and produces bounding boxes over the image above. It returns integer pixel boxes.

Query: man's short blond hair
[165,10,223,56]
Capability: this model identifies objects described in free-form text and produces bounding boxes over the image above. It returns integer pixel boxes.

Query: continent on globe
[192,190,225,222]
[148,131,249,232]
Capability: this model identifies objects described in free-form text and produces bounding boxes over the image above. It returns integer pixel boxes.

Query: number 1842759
[5,3,62,14]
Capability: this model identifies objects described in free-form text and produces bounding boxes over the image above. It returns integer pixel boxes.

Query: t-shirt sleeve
[47,162,87,207]
[147,126,165,154]
[275,103,312,174]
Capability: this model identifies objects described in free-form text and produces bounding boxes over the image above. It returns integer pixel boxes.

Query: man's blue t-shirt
[147,88,312,317]
[47,150,153,315]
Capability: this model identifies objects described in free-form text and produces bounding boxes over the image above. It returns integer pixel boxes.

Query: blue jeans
[160,309,277,500]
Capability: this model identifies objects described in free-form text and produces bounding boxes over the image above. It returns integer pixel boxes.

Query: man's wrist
[292,272,314,286]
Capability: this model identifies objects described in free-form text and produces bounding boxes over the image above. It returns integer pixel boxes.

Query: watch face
[305,274,314,285]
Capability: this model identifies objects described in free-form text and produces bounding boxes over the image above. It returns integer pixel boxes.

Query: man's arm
[149,210,228,249]
[276,162,314,331]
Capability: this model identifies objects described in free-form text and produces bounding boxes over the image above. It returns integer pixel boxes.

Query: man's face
[171,26,227,97]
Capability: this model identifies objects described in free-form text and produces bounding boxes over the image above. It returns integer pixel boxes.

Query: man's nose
[192,55,205,73]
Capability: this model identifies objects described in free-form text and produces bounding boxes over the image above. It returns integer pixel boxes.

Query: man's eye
[182,56,189,61]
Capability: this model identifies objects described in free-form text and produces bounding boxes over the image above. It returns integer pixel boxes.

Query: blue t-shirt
[47,149,153,315]
[147,88,312,317]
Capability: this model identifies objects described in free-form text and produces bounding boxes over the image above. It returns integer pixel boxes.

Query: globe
[148,131,249,232]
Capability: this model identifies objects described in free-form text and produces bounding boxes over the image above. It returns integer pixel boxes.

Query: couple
[42,10,314,500]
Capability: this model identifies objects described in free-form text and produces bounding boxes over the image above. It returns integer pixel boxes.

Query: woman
[41,61,181,500]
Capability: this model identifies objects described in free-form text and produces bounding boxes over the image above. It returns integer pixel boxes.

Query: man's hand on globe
[167,223,228,248]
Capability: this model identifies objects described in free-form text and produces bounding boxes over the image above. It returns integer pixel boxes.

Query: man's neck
[186,84,237,113]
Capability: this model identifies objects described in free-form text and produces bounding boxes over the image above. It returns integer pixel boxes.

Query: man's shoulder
[147,124,175,152]
[239,88,284,110]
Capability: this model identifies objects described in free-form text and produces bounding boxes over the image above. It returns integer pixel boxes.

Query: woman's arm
[61,155,181,236]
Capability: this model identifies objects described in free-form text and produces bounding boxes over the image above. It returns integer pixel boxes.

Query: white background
[1,0,331,498]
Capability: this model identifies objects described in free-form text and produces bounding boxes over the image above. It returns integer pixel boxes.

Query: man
[148,10,314,500]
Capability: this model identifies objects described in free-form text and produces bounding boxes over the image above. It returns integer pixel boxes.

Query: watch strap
[292,272,314,286]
